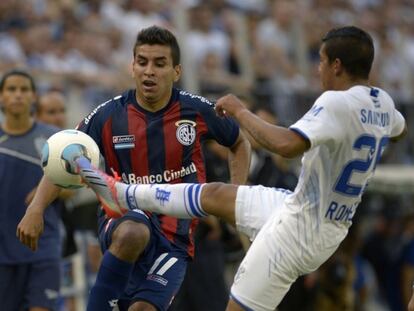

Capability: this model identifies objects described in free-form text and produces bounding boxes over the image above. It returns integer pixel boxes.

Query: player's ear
[173,64,182,82]
[333,58,343,76]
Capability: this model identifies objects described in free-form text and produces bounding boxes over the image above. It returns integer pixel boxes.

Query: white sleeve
[289,91,345,149]
[390,108,406,138]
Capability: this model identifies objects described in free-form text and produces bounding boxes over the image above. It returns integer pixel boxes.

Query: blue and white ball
[41,129,100,188]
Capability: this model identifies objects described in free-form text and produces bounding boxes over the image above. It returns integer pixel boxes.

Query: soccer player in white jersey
[45,26,408,310]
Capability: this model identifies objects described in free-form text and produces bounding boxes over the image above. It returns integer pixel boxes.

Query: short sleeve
[202,106,239,147]
[289,91,345,149]
[390,108,406,138]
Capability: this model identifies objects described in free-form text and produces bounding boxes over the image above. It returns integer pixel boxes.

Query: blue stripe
[273,187,292,194]
[194,184,208,216]
[229,293,255,311]
[289,127,311,145]
[187,184,202,217]
[114,143,135,149]
[126,185,139,210]
[125,185,132,210]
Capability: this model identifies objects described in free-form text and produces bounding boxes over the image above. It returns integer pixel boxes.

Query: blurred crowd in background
[1,0,414,310]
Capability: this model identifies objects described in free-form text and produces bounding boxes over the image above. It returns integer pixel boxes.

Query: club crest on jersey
[175,120,196,146]
[113,135,135,149]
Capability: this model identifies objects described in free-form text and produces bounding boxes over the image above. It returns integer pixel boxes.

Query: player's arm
[216,94,310,158]
[25,187,73,205]
[223,119,251,251]
[17,176,61,251]
[227,129,251,185]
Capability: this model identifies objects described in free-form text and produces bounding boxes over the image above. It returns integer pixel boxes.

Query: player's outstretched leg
[74,157,211,219]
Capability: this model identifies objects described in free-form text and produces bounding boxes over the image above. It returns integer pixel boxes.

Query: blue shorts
[0,260,60,311]
[99,210,189,311]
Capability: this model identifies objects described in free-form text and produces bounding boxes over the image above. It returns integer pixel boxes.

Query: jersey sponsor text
[122,162,197,184]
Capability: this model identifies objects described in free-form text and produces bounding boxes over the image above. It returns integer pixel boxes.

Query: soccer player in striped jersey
[71,26,407,311]
[17,26,250,311]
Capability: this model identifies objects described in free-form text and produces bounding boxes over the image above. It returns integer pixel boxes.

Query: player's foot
[75,157,129,218]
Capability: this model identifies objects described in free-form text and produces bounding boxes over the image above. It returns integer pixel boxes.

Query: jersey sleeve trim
[289,127,311,146]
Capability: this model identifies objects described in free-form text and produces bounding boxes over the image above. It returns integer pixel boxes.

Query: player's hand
[16,209,44,251]
[215,94,248,119]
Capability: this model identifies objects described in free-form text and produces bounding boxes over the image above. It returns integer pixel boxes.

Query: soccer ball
[41,129,100,188]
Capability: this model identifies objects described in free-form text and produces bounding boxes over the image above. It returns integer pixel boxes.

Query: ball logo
[175,120,196,146]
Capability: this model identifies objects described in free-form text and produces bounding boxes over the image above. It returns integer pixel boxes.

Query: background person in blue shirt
[0,69,61,311]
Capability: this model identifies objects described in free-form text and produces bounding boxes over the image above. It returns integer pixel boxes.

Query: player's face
[318,44,335,91]
[37,97,66,128]
[0,75,35,117]
[133,44,181,109]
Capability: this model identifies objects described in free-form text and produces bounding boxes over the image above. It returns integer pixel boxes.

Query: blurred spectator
[186,3,231,70]
[198,52,251,99]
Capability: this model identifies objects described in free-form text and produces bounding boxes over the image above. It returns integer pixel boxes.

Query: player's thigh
[229,225,298,311]
[235,185,290,240]
[126,250,188,311]
[27,260,60,310]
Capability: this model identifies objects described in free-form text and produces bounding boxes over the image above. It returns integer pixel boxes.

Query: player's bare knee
[128,300,157,311]
[110,220,150,262]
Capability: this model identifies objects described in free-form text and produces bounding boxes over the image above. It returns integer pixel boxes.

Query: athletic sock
[75,156,208,219]
[86,251,133,311]
[125,183,209,218]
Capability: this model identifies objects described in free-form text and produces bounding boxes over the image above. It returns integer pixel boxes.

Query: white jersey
[231,86,405,311]
[231,86,405,310]
[288,85,405,239]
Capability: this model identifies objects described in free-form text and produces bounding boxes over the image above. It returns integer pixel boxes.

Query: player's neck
[336,76,369,91]
[135,91,172,113]
[1,115,34,135]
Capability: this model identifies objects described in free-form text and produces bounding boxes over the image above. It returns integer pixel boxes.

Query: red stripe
[102,118,120,173]
[128,105,149,177]
[187,219,199,257]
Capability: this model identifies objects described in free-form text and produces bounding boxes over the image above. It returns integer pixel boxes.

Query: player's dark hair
[134,26,181,66]
[322,26,374,79]
[0,69,36,92]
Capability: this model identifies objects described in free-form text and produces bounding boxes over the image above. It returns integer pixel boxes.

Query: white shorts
[232,185,341,311]
[235,185,290,241]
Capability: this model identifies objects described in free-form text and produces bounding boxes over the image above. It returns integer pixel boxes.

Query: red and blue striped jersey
[77,88,239,256]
